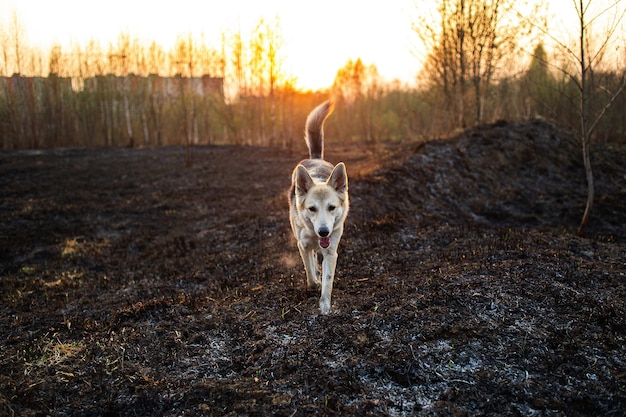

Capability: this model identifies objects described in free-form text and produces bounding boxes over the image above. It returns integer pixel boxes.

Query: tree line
[1,2,624,152]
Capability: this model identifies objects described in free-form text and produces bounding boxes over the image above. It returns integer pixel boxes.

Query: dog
[289,100,349,314]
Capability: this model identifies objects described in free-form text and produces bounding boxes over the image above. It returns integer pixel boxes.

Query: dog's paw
[319,299,331,314]
[307,277,321,289]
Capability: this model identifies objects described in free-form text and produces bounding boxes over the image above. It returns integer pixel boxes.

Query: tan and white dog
[289,100,349,314]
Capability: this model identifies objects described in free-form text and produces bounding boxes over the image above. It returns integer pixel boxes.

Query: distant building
[1,73,225,102]
[0,73,74,100]
[80,74,225,100]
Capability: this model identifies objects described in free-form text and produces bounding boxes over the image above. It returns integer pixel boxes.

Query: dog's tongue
[319,237,331,248]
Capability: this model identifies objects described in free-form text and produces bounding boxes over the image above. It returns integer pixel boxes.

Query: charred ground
[1,120,625,416]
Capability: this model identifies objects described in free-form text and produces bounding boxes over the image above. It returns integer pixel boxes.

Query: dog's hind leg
[319,251,338,314]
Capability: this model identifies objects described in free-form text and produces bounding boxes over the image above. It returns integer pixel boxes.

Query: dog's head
[294,162,348,248]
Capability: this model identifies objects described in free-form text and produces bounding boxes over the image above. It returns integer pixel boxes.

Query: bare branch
[587,73,626,138]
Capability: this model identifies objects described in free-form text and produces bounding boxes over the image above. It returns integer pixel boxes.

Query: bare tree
[226,18,288,146]
[249,19,268,145]
[145,42,167,145]
[332,58,366,139]
[332,58,382,141]
[569,0,626,235]
[524,0,626,234]
[0,25,9,76]
[229,29,248,144]
[172,34,198,165]
[9,11,25,75]
[264,18,285,146]
[109,33,135,146]
[413,0,535,128]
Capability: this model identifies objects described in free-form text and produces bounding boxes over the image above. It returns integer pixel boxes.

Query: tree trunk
[577,0,591,236]
[124,93,133,147]
[578,135,593,235]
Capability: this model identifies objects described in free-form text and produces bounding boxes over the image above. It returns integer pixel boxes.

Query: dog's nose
[318,226,330,237]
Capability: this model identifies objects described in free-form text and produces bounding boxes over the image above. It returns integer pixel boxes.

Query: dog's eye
[328,205,336,211]
[308,206,317,213]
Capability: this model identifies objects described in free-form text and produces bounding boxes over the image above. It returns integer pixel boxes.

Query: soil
[1,119,625,417]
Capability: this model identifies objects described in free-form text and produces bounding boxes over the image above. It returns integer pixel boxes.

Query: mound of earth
[352,119,625,235]
[1,120,625,416]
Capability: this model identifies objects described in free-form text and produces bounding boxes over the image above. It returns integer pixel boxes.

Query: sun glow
[0,0,418,91]
[2,0,624,91]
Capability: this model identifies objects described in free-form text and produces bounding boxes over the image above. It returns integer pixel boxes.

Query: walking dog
[288,101,349,314]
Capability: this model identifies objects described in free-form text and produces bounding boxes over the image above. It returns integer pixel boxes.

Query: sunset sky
[0,0,623,90]
[0,0,418,90]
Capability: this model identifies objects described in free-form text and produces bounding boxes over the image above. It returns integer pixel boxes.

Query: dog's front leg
[298,242,320,289]
[319,250,338,314]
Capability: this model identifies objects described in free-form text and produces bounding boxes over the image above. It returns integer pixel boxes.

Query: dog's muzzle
[318,227,331,248]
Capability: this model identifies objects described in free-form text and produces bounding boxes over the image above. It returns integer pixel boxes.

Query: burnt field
[1,120,625,416]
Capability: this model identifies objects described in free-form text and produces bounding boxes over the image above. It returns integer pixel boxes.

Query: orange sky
[0,0,418,90]
[1,0,624,90]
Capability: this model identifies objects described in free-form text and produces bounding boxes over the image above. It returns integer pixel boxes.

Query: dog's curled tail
[305,100,334,160]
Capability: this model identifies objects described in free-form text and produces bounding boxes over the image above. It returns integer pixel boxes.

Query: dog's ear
[328,162,347,194]
[295,165,314,196]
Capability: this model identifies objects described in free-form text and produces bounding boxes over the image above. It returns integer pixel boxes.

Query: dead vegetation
[1,120,625,416]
